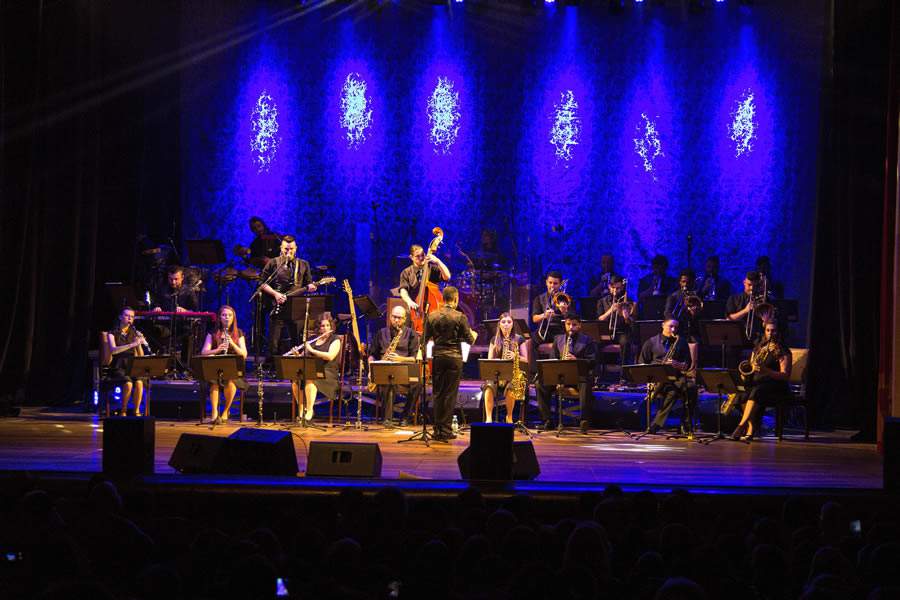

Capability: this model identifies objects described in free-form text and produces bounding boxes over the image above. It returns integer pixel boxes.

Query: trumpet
[610,279,635,338]
[284,332,329,356]
[536,279,569,341]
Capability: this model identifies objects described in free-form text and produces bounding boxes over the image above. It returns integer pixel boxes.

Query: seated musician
[731,320,792,442]
[482,312,528,424]
[260,236,316,355]
[664,269,702,373]
[368,306,421,427]
[536,313,596,432]
[242,216,282,268]
[697,256,732,301]
[640,319,693,434]
[151,265,199,313]
[588,254,617,299]
[596,275,634,370]
[398,243,451,315]
[198,305,248,425]
[530,270,566,373]
[637,255,677,302]
[106,307,147,416]
[755,255,784,300]
[285,314,342,423]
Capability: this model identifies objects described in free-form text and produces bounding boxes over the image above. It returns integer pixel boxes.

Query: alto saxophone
[367,327,404,392]
[503,337,527,402]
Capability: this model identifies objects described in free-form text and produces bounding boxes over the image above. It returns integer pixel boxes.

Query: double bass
[409,227,445,334]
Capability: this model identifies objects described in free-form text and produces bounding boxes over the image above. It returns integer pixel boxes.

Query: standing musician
[696,256,732,301]
[637,255,677,302]
[665,269,702,373]
[424,286,477,442]
[730,320,792,442]
[596,275,635,369]
[106,307,147,416]
[198,305,248,425]
[368,306,422,427]
[482,312,528,424]
[589,254,618,299]
[536,313,596,432]
[399,243,451,320]
[640,319,693,434]
[285,314,342,423]
[259,236,317,354]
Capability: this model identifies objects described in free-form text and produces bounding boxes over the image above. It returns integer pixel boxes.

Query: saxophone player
[368,306,421,426]
[730,320,792,442]
[535,313,596,432]
[640,319,693,434]
[482,312,528,424]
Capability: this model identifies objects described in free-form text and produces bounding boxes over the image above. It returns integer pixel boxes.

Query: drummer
[235,216,282,269]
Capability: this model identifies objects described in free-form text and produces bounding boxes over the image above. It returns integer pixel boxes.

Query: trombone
[610,278,635,338]
[746,277,775,339]
[536,279,569,341]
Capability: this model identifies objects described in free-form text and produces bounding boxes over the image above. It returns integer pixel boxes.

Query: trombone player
[596,275,635,375]
[726,271,774,343]
[665,269,703,375]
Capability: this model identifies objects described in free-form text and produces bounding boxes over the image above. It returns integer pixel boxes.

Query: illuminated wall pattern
[180,4,824,339]
[250,91,279,172]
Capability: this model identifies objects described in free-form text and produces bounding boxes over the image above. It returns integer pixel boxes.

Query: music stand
[623,363,682,438]
[126,356,171,417]
[537,359,592,437]
[700,299,726,320]
[700,320,746,368]
[633,321,663,347]
[478,359,533,437]
[185,239,226,265]
[580,320,612,343]
[273,356,326,430]
[286,295,334,333]
[105,282,141,311]
[697,368,744,445]
[641,296,667,320]
[369,361,415,428]
[192,355,242,426]
[353,295,381,319]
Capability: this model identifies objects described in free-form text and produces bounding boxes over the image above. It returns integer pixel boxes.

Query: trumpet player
[368,306,421,426]
[285,315,342,423]
[536,313,596,432]
[696,256,732,301]
[483,312,528,424]
[198,305,248,425]
[730,320,792,442]
[106,306,148,416]
[596,276,634,372]
[640,319,693,434]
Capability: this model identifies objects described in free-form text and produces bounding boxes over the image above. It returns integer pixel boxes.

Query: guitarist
[260,236,317,354]
[399,243,451,321]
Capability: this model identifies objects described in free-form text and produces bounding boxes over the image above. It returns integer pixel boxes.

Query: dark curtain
[807,0,895,435]
[0,2,182,405]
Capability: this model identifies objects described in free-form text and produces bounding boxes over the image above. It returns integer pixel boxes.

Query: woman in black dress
[106,307,148,416]
[731,320,792,442]
[482,312,528,423]
[288,315,342,422]
[198,305,248,424]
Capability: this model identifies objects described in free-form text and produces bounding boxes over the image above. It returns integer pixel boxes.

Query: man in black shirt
[755,256,784,300]
[589,254,618,299]
[664,269,702,341]
[259,235,317,354]
[696,256,732,301]
[596,275,635,370]
[398,244,452,314]
[151,265,199,313]
[244,216,282,268]
[640,319,693,434]
[368,305,422,426]
[536,313,596,432]
[726,270,765,342]
[424,286,477,441]
[638,255,677,320]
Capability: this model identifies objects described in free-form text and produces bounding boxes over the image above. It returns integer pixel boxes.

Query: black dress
[742,341,791,404]
[311,334,341,400]
[109,328,146,382]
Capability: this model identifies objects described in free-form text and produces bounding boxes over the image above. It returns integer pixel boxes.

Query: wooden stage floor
[0,408,882,492]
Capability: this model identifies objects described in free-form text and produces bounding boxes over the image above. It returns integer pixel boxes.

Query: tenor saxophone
[367,327,404,392]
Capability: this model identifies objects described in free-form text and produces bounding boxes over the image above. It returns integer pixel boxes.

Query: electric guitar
[269,276,336,317]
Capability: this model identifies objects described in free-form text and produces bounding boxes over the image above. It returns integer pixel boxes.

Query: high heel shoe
[739,431,754,443]
[731,423,748,440]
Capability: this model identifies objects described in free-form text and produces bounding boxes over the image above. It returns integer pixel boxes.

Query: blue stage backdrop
[180,2,823,341]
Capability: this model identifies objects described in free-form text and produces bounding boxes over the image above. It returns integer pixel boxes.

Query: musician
[664,270,701,337]
[536,313,596,432]
[151,265,199,313]
[286,314,342,423]
[637,255,677,301]
[589,254,618,299]
[731,320,792,442]
[596,275,634,368]
[368,306,422,426]
[424,286,477,442]
[399,244,451,314]
[530,270,566,369]
[260,236,316,354]
[234,216,282,269]
[696,256,732,301]
[726,271,763,342]
[755,256,784,300]
[482,312,528,424]
[198,305,248,425]
[472,228,503,269]
[640,319,693,434]
[106,307,147,416]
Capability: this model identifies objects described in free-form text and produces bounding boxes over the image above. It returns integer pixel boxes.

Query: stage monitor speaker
[884,417,900,491]
[306,441,382,477]
[224,428,298,476]
[168,433,228,474]
[103,416,155,478]
[457,424,540,481]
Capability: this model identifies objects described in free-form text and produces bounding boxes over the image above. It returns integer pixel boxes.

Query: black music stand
[369,361,415,429]
[478,359,533,437]
[700,320,746,368]
[623,363,681,439]
[697,368,744,445]
[106,283,142,311]
[193,355,243,426]
[286,295,334,336]
[353,295,381,319]
[537,359,592,437]
[633,320,663,347]
[700,299,726,320]
[580,319,612,343]
[274,356,326,430]
[641,296,667,320]
[125,356,171,417]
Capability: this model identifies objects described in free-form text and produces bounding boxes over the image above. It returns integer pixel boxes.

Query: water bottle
[451,415,459,434]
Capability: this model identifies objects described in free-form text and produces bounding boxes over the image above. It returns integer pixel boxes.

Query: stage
[0,406,881,494]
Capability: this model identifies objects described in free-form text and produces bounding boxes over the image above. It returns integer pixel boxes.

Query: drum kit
[452,255,529,325]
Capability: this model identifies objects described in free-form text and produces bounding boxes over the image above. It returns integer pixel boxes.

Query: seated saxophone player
[640,319,693,435]
[664,269,702,377]
[596,275,635,374]
[482,312,528,424]
[730,320,792,442]
[535,313,597,433]
[368,305,422,427]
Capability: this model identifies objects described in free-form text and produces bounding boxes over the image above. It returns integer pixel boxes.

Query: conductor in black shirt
[425,286,477,441]
[536,313,597,432]
[640,319,693,434]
